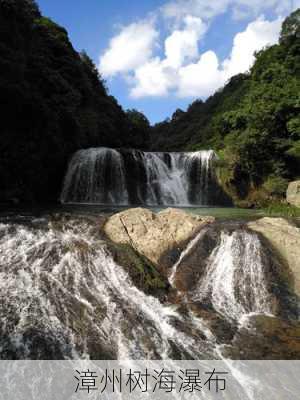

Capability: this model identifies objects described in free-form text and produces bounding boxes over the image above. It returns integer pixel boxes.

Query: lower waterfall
[0,214,291,361]
[61,148,220,206]
[192,230,273,322]
[0,218,214,359]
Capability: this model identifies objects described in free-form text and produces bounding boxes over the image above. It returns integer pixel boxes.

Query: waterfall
[0,216,282,361]
[192,230,274,322]
[61,148,218,206]
[0,218,215,360]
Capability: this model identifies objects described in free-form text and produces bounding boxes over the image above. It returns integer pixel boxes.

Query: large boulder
[104,208,214,266]
[248,218,300,296]
[287,180,300,207]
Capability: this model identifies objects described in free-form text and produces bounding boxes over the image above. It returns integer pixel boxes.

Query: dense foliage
[1,1,299,207]
[126,109,151,150]
[151,10,300,206]
[0,0,140,204]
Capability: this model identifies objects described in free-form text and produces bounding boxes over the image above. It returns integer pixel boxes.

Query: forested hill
[151,9,300,206]
[0,0,150,204]
[1,1,299,207]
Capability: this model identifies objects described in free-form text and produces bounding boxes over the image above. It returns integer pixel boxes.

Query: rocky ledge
[248,217,300,297]
[104,209,300,299]
[104,207,215,266]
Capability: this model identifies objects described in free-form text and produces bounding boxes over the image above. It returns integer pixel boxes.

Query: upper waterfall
[61,147,221,206]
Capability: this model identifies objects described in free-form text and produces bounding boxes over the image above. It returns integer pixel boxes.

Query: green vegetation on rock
[264,202,300,218]
[108,242,169,298]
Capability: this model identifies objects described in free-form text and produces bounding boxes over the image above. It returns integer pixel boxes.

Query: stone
[287,180,300,207]
[104,208,215,266]
[248,217,300,296]
[223,315,300,359]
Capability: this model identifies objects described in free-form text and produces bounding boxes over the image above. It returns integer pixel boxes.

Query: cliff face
[0,0,136,204]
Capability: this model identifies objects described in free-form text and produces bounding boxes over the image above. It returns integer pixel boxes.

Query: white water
[0,219,215,360]
[60,148,129,205]
[61,148,218,206]
[169,228,208,287]
[0,215,280,361]
[193,230,273,322]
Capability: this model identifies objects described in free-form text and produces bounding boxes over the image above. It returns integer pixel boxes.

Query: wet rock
[248,218,300,297]
[108,241,169,299]
[287,180,300,207]
[189,303,237,344]
[223,315,300,360]
[168,227,220,292]
[104,208,214,267]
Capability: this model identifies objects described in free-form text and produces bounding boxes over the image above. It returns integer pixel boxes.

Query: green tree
[126,109,151,149]
[280,8,300,45]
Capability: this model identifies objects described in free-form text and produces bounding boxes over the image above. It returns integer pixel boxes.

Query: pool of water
[0,203,267,222]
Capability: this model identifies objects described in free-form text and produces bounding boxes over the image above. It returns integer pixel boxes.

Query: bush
[265,202,300,218]
[263,176,289,197]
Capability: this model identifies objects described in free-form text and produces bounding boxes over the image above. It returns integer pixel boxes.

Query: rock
[248,218,300,297]
[169,226,220,292]
[189,303,237,344]
[223,315,300,359]
[104,208,215,266]
[287,180,300,207]
[107,242,169,299]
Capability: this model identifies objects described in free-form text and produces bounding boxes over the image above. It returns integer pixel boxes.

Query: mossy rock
[108,242,170,299]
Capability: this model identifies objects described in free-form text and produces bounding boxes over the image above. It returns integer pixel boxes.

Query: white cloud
[162,0,230,21]
[130,16,206,98]
[131,58,173,98]
[162,0,294,22]
[177,51,224,97]
[131,16,282,98]
[99,21,158,77]
[164,16,207,68]
[98,0,296,98]
[222,16,283,79]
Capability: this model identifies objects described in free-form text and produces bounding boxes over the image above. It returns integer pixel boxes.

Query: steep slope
[150,73,250,152]
[0,0,142,204]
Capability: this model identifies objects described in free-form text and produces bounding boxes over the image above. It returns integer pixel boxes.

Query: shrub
[263,176,289,197]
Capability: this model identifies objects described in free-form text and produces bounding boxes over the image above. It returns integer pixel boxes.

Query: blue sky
[37,0,298,124]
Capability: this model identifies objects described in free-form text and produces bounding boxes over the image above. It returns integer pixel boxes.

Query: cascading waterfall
[61,148,218,206]
[60,148,129,205]
[192,230,274,322]
[0,218,215,360]
[0,215,282,361]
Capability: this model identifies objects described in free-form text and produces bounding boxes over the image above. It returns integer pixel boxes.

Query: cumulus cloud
[177,51,224,97]
[131,16,282,98]
[98,0,296,98]
[222,16,283,79]
[99,21,158,77]
[131,58,173,98]
[164,16,207,68]
[130,16,206,98]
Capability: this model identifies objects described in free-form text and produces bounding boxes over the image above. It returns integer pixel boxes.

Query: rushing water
[0,213,295,361]
[192,231,273,321]
[61,148,221,206]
